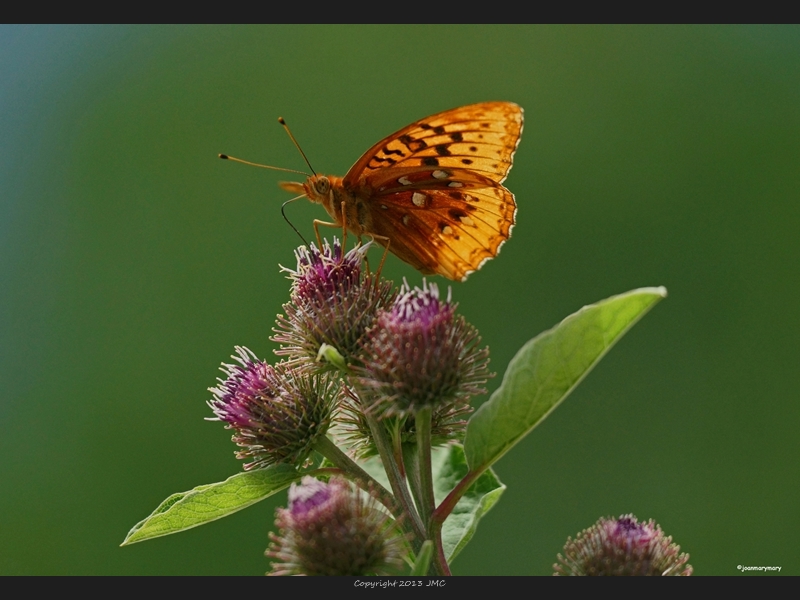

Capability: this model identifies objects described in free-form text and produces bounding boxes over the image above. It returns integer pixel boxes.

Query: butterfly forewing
[344,102,523,187]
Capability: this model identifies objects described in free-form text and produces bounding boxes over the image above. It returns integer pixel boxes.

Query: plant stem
[426,470,484,577]
[401,445,449,576]
[415,407,450,575]
[363,412,426,545]
[401,443,423,521]
[432,533,452,576]
[414,408,435,525]
[431,467,482,526]
[311,436,399,521]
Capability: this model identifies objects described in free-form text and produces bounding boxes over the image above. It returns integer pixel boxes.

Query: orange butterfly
[277,102,523,282]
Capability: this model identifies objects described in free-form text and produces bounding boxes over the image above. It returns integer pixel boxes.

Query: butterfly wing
[344,101,523,186]
[343,102,523,281]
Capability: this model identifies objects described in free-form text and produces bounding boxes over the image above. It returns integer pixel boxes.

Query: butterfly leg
[365,232,391,281]
[313,200,351,251]
[312,219,342,250]
[339,201,349,251]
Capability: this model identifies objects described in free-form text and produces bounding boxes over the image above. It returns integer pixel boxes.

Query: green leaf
[433,444,505,563]
[121,465,301,545]
[465,286,667,471]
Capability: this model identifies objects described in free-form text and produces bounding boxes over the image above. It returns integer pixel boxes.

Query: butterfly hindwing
[364,178,517,281]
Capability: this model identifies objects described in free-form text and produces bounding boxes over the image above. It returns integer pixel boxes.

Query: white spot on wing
[402,214,410,226]
[448,182,463,188]
[432,170,449,179]
[412,192,426,207]
[399,176,412,186]
[460,216,474,227]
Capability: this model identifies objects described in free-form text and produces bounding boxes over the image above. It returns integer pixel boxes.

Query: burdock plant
[122,239,682,576]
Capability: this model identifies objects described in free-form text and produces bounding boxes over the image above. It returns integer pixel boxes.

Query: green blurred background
[2,25,798,575]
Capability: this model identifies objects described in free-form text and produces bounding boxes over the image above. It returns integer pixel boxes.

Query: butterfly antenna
[278,117,317,176]
[281,195,310,246]
[218,154,310,176]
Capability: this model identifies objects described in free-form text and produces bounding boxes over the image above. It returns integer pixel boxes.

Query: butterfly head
[279,175,333,205]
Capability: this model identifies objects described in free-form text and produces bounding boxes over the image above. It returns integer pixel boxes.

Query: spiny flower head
[207,347,337,470]
[356,280,491,419]
[289,237,357,304]
[272,239,395,367]
[553,514,693,576]
[267,477,407,576]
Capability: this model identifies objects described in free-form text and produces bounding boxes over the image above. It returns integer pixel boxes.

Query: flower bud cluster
[207,239,494,575]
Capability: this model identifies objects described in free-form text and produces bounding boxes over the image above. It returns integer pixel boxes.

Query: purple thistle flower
[355,280,491,419]
[208,347,338,470]
[272,239,395,367]
[267,477,407,576]
[289,238,355,304]
[554,514,693,576]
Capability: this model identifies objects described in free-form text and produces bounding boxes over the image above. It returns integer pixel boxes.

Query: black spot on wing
[369,156,397,167]
[382,145,404,156]
[398,134,428,152]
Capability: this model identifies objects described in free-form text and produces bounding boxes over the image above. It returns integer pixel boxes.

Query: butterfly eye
[315,177,331,195]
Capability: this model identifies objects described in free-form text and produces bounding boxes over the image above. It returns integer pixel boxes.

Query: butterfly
[279,101,523,282]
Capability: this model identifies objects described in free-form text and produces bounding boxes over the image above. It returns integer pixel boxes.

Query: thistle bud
[207,347,337,470]
[272,239,395,368]
[554,514,693,576]
[356,280,491,420]
[267,477,407,576]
